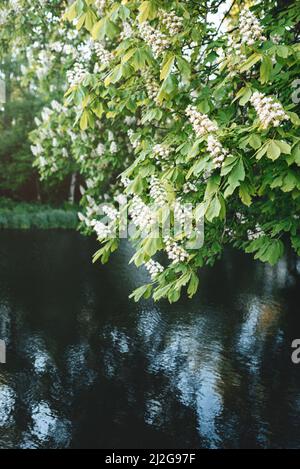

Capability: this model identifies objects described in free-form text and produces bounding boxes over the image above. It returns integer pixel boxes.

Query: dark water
[0,230,300,449]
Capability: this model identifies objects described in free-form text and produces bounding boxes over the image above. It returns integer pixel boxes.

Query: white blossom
[153,144,171,162]
[247,224,265,240]
[161,10,183,35]
[183,181,197,194]
[120,21,134,40]
[186,105,218,137]
[164,237,189,264]
[149,176,166,207]
[91,219,112,238]
[239,8,266,46]
[102,204,119,221]
[130,196,156,231]
[66,62,89,87]
[250,91,289,129]
[96,142,105,156]
[94,0,108,16]
[94,42,113,67]
[207,135,228,168]
[143,70,160,101]
[127,129,140,149]
[109,141,118,153]
[145,259,164,280]
[138,22,169,58]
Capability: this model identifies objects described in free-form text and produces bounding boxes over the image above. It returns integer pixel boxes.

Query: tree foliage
[1,0,300,301]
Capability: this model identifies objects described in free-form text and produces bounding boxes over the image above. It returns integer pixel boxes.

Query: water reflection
[0,231,299,448]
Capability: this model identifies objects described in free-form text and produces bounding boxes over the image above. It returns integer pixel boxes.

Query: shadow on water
[0,230,300,448]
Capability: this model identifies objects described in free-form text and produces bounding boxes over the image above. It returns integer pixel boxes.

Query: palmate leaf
[245,237,284,266]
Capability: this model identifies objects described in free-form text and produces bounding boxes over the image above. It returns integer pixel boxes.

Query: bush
[0,199,78,230]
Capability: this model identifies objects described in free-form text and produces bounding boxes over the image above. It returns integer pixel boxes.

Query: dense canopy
[1,0,300,302]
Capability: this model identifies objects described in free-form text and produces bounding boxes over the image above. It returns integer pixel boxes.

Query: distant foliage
[0,199,78,229]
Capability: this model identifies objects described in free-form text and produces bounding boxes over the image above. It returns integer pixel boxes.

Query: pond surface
[0,230,300,449]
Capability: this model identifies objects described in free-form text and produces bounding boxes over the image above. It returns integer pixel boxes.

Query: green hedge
[0,199,78,229]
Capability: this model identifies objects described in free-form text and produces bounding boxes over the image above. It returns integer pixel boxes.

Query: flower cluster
[124,116,136,126]
[161,10,183,35]
[66,62,88,87]
[250,91,289,129]
[173,201,192,235]
[138,22,169,58]
[143,71,160,101]
[149,176,167,207]
[110,141,118,153]
[247,224,265,241]
[96,142,105,156]
[127,129,140,149]
[91,219,112,239]
[207,135,228,168]
[239,8,266,46]
[94,0,108,16]
[102,204,119,221]
[183,181,197,194]
[94,42,113,67]
[0,9,9,26]
[164,237,189,264]
[186,105,218,137]
[226,36,246,62]
[130,196,156,231]
[153,144,171,161]
[145,259,164,280]
[120,21,134,40]
[9,0,23,13]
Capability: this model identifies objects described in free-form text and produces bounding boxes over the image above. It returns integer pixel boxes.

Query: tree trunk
[3,56,12,129]
[35,175,41,203]
[68,172,77,204]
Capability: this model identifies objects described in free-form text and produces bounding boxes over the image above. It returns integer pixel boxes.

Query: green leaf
[205,175,220,198]
[267,140,281,161]
[292,144,300,166]
[275,140,291,155]
[239,182,252,206]
[260,56,272,84]
[276,45,289,58]
[129,284,152,302]
[85,9,97,31]
[228,158,245,185]
[142,236,162,257]
[239,53,262,73]
[220,155,238,176]
[153,284,172,301]
[76,13,86,30]
[282,172,298,192]
[138,1,157,22]
[248,134,262,150]
[239,87,252,105]
[160,54,175,81]
[176,56,191,82]
[246,237,284,266]
[205,195,221,222]
[80,111,88,130]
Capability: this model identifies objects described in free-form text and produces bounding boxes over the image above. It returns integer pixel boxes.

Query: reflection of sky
[136,309,224,448]
[31,401,58,441]
[20,401,71,449]
[0,385,15,427]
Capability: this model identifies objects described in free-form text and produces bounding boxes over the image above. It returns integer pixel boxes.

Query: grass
[0,198,78,229]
